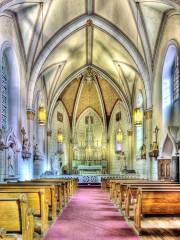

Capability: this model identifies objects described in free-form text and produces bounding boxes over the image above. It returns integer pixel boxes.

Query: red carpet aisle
[44,188,139,240]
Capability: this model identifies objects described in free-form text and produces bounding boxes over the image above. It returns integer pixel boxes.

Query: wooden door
[158,159,171,180]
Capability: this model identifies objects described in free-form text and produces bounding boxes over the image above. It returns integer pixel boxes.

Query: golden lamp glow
[57,130,64,143]
[116,129,123,143]
[133,108,143,126]
[38,106,46,125]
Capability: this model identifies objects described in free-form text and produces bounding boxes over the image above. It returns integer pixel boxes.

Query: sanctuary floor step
[43,187,138,240]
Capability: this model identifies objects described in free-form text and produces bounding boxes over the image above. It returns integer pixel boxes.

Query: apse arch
[0,41,20,135]
[47,65,132,130]
[27,15,151,110]
[162,42,179,126]
[76,107,103,127]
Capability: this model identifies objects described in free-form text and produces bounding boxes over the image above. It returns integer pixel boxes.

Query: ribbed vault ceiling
[1,0,179,115]
[59,74,120,123]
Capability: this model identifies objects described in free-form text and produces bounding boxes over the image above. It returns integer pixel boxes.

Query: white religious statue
[51,153,60,175]
[34,144,44,161]
[7,142,16,176]
[0,129,6,151]
[21,127,31,159]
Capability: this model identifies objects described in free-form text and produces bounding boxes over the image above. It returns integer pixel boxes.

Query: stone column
[127,130,133,169]
[47,130,52,170]
[144,109,153,179]
[68,138,73,174]
[27,109,35,179]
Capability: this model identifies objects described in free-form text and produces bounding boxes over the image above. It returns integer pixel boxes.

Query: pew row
[124,183,180,219]
[0,189,49,235]
[0,194,34,240]
[134,188,180,235]
[0,183,57,221]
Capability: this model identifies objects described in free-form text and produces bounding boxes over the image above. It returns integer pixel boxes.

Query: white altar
[77,165,102,175]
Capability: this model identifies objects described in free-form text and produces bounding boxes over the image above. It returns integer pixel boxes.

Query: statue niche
[6,129,19,178]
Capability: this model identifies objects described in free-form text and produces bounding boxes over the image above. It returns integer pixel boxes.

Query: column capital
[144,109,153,120]
[127,130,133,136]
[47,130,52,137]
[27,109,35,121]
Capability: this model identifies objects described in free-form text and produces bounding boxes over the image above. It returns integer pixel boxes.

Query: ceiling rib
[86,0,94,15]
[27,1,52,78]
[86,20,93,65]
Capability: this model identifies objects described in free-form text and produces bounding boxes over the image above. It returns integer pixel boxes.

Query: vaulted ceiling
[1,0,179,118]
[59,71,120,124]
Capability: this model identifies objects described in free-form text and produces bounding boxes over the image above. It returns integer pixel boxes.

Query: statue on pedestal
[7,142,16,176]
[21,127,31,159]
[33,144,44,161]
[0,129,7,151]
[51,153,61,175]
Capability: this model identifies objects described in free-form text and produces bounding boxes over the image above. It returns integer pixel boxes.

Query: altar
[77,165,102,175]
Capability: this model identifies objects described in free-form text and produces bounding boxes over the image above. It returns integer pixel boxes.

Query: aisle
[44,187,139,240]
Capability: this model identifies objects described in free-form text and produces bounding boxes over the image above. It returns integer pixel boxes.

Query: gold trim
[127,130,133,136]
[47,130,52,137]
[86,19,93,27]
[27,110,35,120]
[144,109,152,120]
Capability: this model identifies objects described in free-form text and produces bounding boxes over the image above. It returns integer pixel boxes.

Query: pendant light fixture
[38,106,46,125]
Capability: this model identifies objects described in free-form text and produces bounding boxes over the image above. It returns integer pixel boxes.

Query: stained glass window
[173,56,179,102]
[162,45,177,112]
[1,53,8,130]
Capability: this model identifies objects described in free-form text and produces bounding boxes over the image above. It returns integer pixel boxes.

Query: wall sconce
[116,129,123,143]
[57,130,64,143]
[38,106,46,125]
[133,108,143,126]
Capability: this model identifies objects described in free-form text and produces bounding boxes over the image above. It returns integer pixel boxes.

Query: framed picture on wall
[57,112,63,122]
[116,112,121,122]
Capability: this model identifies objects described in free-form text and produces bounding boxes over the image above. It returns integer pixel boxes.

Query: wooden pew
[110,179,148,205]
[0,194,34,240]
[101,178,110,192]
[124,183,180,219]
[134,188,180,235]
[32,178,78,204]
[0,183,57,221]
[29,179,70,209]
[0,189,49,234]
[0,228,17,239]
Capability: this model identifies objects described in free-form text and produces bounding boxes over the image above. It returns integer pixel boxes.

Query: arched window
[173,55,179,102]
[1,52,8,130]
[162,44,178,124]
[115,128,123,152]
[136,92,144,155]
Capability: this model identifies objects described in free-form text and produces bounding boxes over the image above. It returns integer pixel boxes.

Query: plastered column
[127,130,133,169]
[47,130,52,170]
[144,109,153,179]
[27,109,35,179]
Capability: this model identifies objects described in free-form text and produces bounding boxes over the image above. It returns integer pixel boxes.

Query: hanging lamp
[133,107,143,126]
[38,106,46,125]
[57,129,64,143]
[116,129,123,143]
